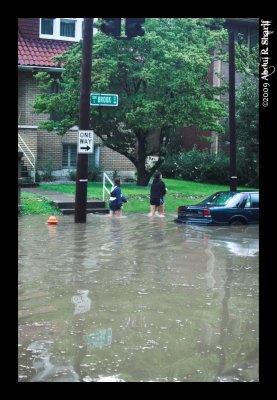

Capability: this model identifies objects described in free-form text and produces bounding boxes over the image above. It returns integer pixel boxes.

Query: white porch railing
[102,172,113,201]
[18,134,36,182]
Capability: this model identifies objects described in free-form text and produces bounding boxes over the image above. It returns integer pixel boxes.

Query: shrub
[124,177,136,183]
[88,164,103,182]
[68,170,76,181]
[161,146,230,184]
[37,159,56,182]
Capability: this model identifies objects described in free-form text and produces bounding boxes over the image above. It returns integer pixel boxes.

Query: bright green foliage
[235,43,259,78]
[20,193,62,215]
[34,18,228,185]
[37,179,257,215]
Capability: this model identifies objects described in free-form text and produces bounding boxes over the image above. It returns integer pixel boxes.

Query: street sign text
[90,93,118,106]
[78,130,94,154]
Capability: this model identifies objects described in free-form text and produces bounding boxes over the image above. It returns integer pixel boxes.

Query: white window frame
[40,18,83,42]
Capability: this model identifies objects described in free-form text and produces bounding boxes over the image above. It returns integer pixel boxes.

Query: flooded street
[18,214,259,382]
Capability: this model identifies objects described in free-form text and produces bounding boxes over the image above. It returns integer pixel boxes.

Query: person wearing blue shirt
[109,177,128,217]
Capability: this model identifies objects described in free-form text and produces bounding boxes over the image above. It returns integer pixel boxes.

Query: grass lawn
[19,192,62,216]
[32,178,258,215]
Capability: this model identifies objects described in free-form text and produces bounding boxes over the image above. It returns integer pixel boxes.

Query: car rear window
[202,192,242,206]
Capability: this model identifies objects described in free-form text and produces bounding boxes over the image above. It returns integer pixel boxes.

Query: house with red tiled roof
[18,17,135,182]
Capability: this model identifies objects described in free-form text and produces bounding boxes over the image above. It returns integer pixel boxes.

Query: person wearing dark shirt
[109,177,128,217]
[149,171,167,217]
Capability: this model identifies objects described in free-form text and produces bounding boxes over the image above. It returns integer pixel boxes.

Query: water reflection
[27,340,79,382]
[84,328,112,350]
[213,257,258,382]
[71,290,92,315]
[18,215,259,382]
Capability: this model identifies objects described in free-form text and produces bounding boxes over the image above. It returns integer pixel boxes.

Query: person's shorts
[150,197,164,206]
[109,202,122,211]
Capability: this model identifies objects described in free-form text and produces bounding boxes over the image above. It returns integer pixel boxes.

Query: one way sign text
[78,130,94,154]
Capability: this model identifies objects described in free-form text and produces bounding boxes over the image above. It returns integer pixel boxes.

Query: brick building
[18,18,135,181]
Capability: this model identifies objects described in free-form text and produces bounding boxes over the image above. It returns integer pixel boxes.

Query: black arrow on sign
[80,146,91,151]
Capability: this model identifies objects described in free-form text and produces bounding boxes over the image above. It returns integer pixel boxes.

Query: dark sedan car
[174,191,259,226]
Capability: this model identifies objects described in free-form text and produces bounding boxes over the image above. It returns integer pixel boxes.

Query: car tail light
[203,208,211,217]
[178,207,182,214]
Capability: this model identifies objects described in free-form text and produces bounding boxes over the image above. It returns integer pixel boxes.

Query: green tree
[34,18,227,186]
[233,43,259,185]
[235,74,259,186]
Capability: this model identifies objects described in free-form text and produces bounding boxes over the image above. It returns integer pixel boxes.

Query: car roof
[214,191,259,194]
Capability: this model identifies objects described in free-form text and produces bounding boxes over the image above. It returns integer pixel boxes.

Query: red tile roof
[18,32,74,67]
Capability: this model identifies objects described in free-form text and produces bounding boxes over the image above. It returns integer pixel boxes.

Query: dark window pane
[70,146,77,166]
[88,153,96,168]
[251,194,259,208]
[51,81,59,94]
[62,144,77,168]
[60,20,75,37]
[41,19,54,35]
[50,81,63,121]
[50,112,63,121]
[250,28,259,49]
[237,26,248,46]
[62,144,69,167]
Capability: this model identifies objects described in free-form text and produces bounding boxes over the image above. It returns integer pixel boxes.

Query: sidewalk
[21,187,77,202]
[21,186,108,214]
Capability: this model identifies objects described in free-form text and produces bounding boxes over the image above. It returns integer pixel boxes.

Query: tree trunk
[136,157,151,186]
[136,132,151,186]
[136,167,151,186]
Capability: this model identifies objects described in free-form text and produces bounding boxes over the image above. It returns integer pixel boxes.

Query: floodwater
[18,213,259,382]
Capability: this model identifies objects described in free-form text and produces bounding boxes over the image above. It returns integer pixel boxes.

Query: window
[244,194,251,208]
[63,144,77,168]
[40,18,83,41]
[250,28,258,49]
[251,193,259,208]
[60,19,75,38]
[236,26,248,46]
[62,144,100,168]
[41,18,54,35]
[244,193,259,208]
[232,24,259,51]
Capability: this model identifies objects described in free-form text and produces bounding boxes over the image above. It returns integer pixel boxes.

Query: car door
[242,193,259,224]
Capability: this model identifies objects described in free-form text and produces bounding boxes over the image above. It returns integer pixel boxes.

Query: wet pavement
[18,213,259,382]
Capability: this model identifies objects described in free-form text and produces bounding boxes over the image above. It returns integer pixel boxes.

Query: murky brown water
[18,214,259,382]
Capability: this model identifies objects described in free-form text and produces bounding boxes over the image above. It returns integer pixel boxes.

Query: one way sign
[78,130,94,154]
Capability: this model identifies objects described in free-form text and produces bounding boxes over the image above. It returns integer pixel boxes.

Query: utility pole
[228,29,237,192]
[75,18,93,223]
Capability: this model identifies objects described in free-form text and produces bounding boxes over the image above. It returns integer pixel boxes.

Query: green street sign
[90,93,118,107]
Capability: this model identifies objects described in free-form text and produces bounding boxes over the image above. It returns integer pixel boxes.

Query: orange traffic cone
[47,215,58,224]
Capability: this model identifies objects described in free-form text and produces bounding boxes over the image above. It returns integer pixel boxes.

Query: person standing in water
[109,177,128,217]
[149,171,167,217]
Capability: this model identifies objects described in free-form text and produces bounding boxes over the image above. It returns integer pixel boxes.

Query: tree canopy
[235,43,259,186]
[34,18,228,185]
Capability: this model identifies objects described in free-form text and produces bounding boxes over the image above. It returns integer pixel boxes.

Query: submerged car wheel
[229,219,246,226]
